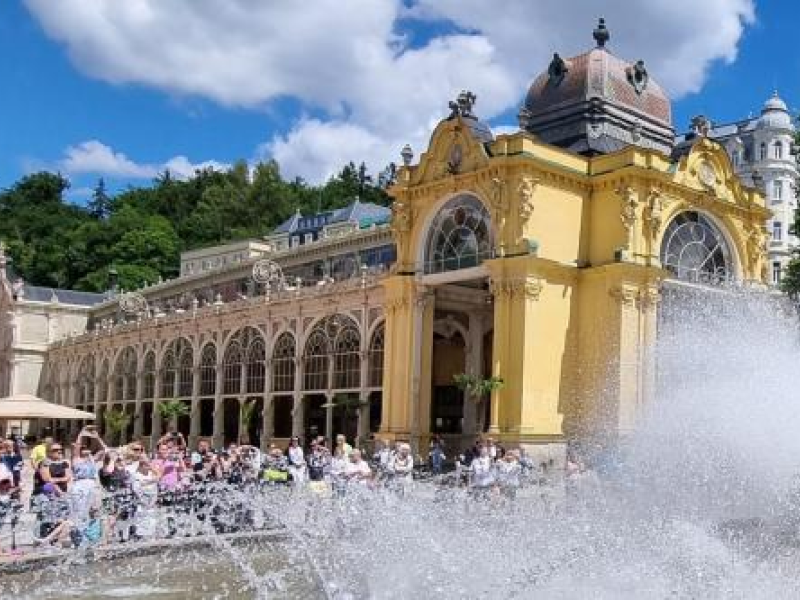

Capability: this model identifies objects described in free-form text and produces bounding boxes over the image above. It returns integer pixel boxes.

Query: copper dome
[519,19,675,156]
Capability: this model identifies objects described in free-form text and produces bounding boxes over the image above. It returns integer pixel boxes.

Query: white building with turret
[700,92,798,285]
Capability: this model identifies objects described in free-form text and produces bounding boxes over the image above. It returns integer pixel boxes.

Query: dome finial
[593,17,610,48]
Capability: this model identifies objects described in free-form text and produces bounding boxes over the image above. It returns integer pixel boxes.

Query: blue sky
[0,1,790,202]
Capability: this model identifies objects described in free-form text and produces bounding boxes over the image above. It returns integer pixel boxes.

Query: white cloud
[61,140,156,178]
[57,140,228,181]
[411,0,756,99]
[265,120,388,184]
[25,0,756,183]
[162,156,230,180]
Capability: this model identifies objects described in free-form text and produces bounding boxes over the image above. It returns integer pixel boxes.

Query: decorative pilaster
[379,275,429,443]
[617,185,638,257]
[291,355,304,439]
[212,361,224,448]
[486,255,561,442]
[133,369,144,439]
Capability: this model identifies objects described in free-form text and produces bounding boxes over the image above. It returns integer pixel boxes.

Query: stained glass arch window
[424,195,494,274]
[660,211,733,285]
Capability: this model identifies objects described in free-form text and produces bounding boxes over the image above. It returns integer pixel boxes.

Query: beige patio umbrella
[0,393,95,420]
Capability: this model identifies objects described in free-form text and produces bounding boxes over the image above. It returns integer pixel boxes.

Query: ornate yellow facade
[20,23,771,459]
[380,116,769,455]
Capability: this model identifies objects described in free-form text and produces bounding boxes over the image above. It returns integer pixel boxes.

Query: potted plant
[453,373,505,431]
[103,407,131,446]
[157,399,190,434]
[322,394,368,441]
[239,399,258,445]
[453,373,505,398]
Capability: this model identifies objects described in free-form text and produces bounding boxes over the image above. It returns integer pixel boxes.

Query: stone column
[262,394,273,451]
[325,391,335,446]
[151,370,163,448]
[462,312,484,439]
[212,361,224,449]
[357,389,370,447]
[133,370,144,439]
[486,256,565,444]
[411,289,435,452]
[189,365,201,447]
[379,275,433,448]
[261,358,273,451]
[291,357,304,439]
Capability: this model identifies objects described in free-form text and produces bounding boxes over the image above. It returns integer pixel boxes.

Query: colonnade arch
[46,312,386,449]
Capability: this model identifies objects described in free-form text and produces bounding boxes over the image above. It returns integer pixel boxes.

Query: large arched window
[97,360,109,404]
[161,348,177,398]
[199,344,217,397]
[142,352,156,399]
[246,338,266,394]
[77,356,95,406]
[178,343,193,398]
[223,327,265,396]
[303,330,329,390]
[660,212,733,285]
[120,348,137,402]
[272,333,296,392]
[759,142,768,161]
[774,141,784,160]
[223,339,244,396]
[368,324,384,388]
[333,326,361,389]
[424,195,494,274]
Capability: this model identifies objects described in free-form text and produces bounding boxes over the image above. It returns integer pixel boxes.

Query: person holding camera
[70,427,107,525]
[0,439,22,489]
[0,464,23,556]
[157,429,187,453]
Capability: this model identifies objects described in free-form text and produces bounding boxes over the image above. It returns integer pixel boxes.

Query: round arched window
[660,211,733,285]
[424,195,494,274]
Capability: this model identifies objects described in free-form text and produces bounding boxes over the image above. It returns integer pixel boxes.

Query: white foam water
[8,289,800,599]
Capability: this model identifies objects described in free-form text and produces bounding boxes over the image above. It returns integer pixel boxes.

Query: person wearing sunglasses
[70,427,107,523]
[33,442,73,496]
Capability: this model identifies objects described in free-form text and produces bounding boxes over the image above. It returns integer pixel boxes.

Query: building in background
[681,92,798,285]
[3,20,772,461]
[0,243,105,436]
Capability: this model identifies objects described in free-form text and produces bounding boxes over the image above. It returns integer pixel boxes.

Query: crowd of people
[0,428,586,557]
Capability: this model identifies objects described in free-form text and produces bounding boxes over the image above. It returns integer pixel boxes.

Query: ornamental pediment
[410,115,493,186]
[671,137,759,208]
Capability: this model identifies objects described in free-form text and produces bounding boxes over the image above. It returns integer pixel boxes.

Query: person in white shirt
[495,450,522,500]
[344,449,372,488]
[373,439,393,480]
[389,443,414,496]
[470,445,495,501]
[285,437,306,485]
[329,448,349,498]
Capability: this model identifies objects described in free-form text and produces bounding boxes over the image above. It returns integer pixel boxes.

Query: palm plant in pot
[157,399,190,434]
[239,399,258,445]
[103,407,131,446]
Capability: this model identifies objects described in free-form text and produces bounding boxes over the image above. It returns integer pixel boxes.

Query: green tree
[88,178,112,220]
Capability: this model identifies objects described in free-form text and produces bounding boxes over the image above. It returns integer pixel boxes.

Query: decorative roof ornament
[400,144,414,166]
[547,53,569,86]
[690,115,712,138]
[448,90,477,119]
[593,17,610,48]
[119,291,149,317]
[626,60,649,95]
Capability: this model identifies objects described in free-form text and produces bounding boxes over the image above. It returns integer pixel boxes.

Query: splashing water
[7,289,800,599]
